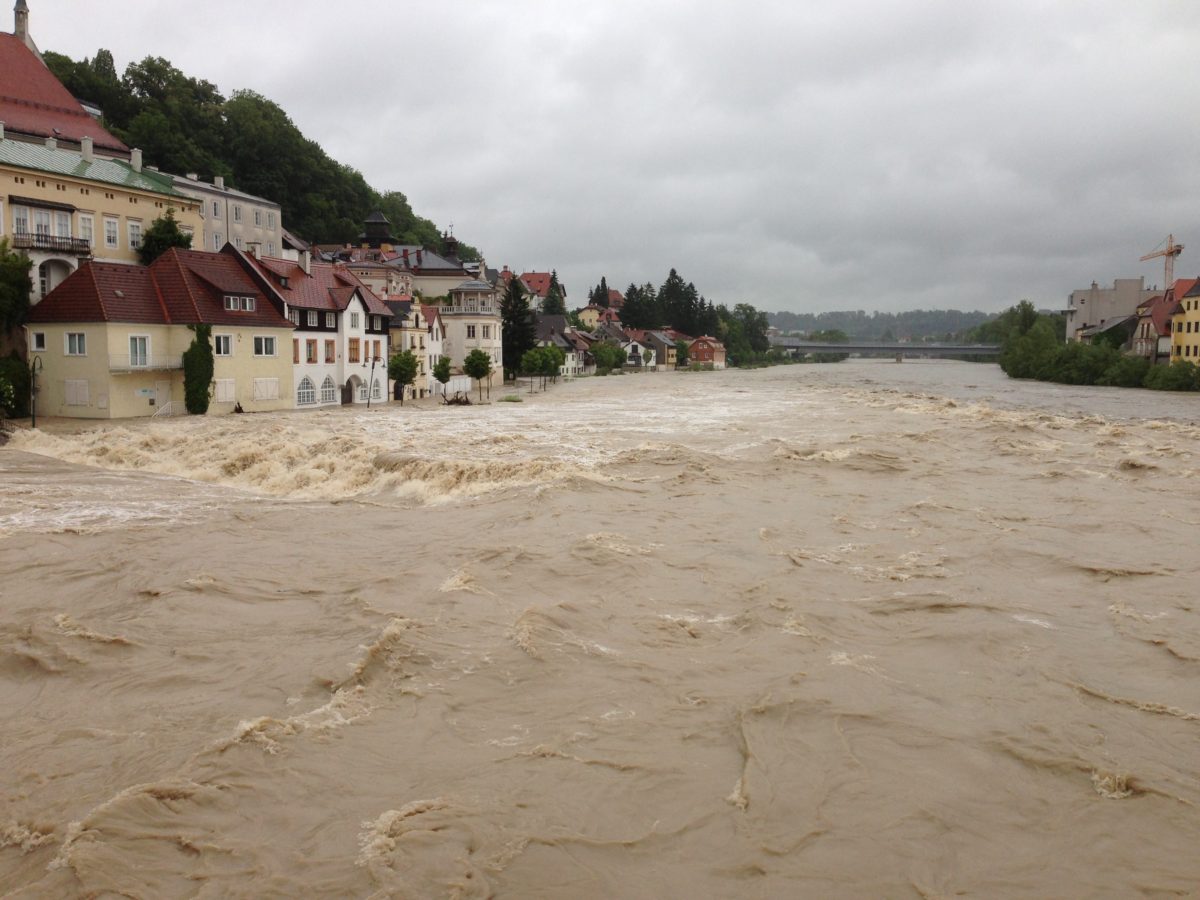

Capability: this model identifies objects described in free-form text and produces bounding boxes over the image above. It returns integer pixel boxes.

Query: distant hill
[44,50,478,258]
[768,309,997,341]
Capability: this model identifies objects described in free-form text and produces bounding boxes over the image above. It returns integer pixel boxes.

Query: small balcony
[109,354,183,372]
[12,232,93,255]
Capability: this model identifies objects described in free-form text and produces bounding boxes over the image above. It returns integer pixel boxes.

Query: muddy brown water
[2,361,1198,898]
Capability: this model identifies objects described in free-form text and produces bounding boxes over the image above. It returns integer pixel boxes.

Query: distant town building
[1066,277,1158,343]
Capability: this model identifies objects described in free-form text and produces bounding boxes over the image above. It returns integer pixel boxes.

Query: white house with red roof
[25,248,295,418]
[238,249,392,406]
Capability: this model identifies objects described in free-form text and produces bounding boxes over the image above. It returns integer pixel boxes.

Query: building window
[467,324,476,339]
[128,221,142,249]
[13,205,29,234]
[324,339,335,363]
[79,214,94,248]
[307,310,317,327]
[348,338,360,363]
[65,332,86,355]
[252,377,280,400]
[254,209,262,227]
[372,315,381,331]
[129,335,148,367]
[254,336,276,357]
[104,217,119,249]
[267,212,276,229]
[297,376,316,405]
[372,378,381,400]
[482,325,491,339]
[55,211,71,238]
[214,378,235,402]
[233,205,242,223]
[306,339,317,364]
[320,375,336,403]
[212,201,220,218]
[267,242,275,256]
[241,297,255,311]
[31,332,46,351]
[350,312,360,329]
[357,381,368,402]
[289,309,300,325]
[214,334,232,356]
[325,312,335,328]
[234,236,244,250]
[293,339,300,364]
[33,209,50,235]
[372,340,381,360]
[213,232,223,250]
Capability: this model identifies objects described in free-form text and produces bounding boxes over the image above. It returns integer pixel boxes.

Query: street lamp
[29,355,42,429]
[362,355,382,409]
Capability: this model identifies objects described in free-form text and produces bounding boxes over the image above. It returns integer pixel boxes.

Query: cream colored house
[439,280,503,389]
[26,249,294,418]
[1,135,203,302]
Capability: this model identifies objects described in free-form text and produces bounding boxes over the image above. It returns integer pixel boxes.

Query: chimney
[130,148,142,172]
[214,175,224,189]
[14,0,28,44]
[45,136,56,150]
[186,172,198,181]
[80,135,93,161]
[402,248,409,265]
[300,249,311,275]
[246,241,260,258]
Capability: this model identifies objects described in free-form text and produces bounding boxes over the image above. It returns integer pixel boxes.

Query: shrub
[1097,355,1150,388]
[0,353,31,417]
[1143,360,1200,391]
[182,324,214,414]
[499,394,522,402]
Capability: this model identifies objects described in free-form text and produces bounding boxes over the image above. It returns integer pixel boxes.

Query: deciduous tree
[388,349,419,405]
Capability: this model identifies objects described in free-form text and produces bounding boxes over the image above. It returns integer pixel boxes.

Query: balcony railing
[441,303,498,316]
[11,232,93,255]
[109,354,183,372]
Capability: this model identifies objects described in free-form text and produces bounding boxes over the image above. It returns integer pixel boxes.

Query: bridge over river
[770,337,1001,358]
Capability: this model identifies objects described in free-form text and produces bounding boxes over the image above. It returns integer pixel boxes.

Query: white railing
[109,354,183,371]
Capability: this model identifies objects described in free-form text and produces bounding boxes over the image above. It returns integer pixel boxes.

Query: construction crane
[1140,234,1184,288]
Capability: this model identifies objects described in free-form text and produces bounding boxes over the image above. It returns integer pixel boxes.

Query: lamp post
[362,355,382,409]
[29,355,42,429]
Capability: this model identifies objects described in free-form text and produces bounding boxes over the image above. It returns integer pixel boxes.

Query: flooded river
[2,361,1198,897]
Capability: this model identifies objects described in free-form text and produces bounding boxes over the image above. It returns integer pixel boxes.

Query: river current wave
[2,361,1198,897]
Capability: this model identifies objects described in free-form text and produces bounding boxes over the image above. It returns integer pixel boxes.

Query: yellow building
[1169,278,1200,363]
[0,135,203,301]
[26,249,294,418]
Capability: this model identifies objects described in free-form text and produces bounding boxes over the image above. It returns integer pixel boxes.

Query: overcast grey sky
[28,1,1200,313]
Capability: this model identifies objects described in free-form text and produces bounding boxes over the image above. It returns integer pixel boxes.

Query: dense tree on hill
[43,51,476,256]
[618,282,658,329]
[769,308,998,340]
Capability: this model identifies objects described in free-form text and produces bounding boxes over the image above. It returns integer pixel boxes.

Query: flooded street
[2,361,1199,897]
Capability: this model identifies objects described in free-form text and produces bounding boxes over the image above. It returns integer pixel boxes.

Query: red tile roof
[520,271,566,298]
[244,254,391,316]
[608,289,624,308]
[421,304,442,325]
[28,250,292,329]
[0,34,128,154]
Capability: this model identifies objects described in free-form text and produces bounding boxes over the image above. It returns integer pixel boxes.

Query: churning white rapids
[2,361,1199,898]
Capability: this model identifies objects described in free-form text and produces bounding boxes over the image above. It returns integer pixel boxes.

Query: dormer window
[224,295,256,312]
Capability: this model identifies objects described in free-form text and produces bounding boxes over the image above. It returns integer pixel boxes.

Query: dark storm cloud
[36,1,1200,312]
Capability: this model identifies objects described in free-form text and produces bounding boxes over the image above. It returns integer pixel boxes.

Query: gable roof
[520,271,565,299]
[0,33,128,155]
[242,254,391,316]
[28,250,292,329]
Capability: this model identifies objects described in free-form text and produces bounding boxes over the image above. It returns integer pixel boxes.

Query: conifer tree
[500,276,537,379]
[542,270,566,316]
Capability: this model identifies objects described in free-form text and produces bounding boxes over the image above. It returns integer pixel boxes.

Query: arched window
[320,376,337,404]
[372,378,382,399]
[357,381,368,401]
[297,376,316,405]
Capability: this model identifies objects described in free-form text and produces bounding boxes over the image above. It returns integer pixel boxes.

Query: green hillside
[44,51,477,258]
